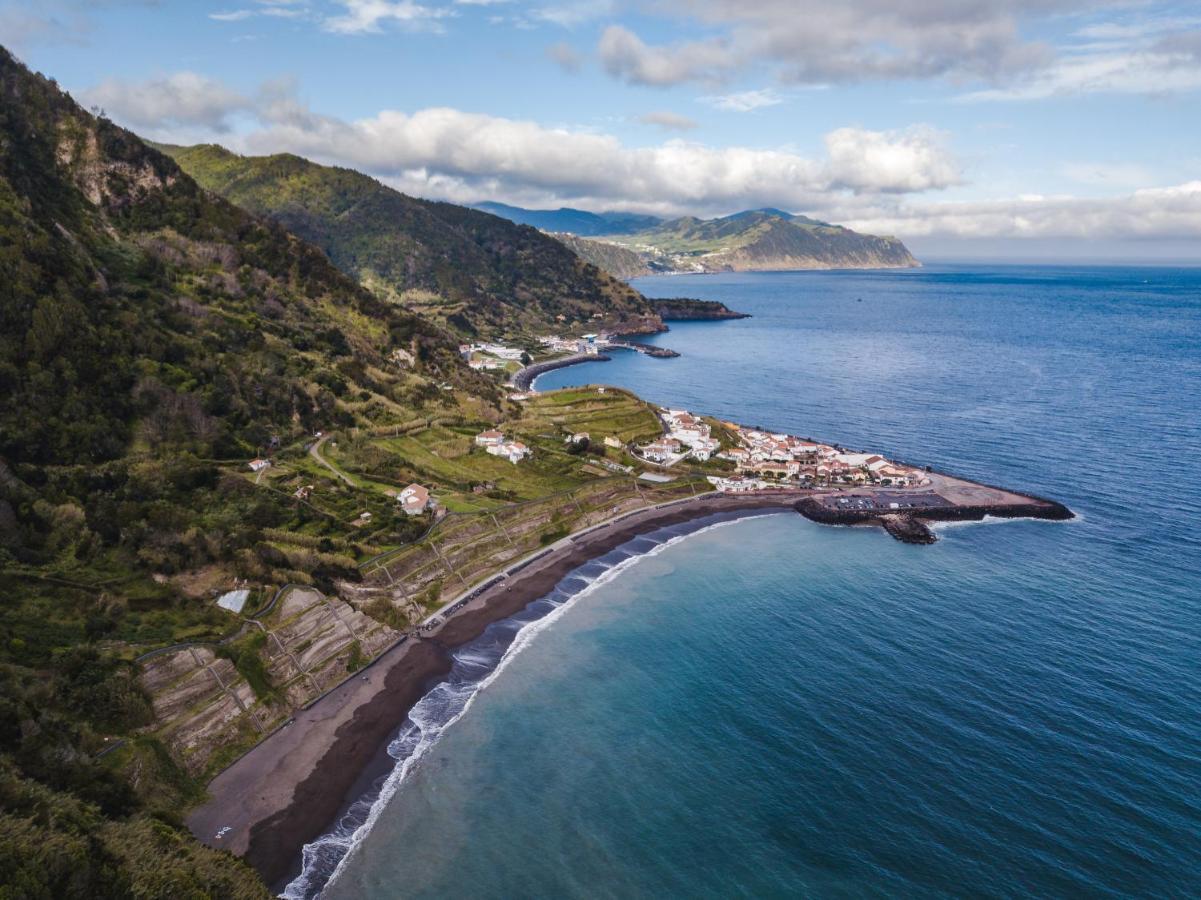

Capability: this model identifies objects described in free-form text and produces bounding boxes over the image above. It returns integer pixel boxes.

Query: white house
[248,458,271,473]
[475,430,505,447]
[641,438,681,463]
[707,475,767,493]
[487,440,531,463]
[503,441,530,463]
[398,483,431,515]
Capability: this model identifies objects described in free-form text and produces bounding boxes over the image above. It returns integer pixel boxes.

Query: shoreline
[187,466,1073,890]
[187,493,800,889]
[510,352,610,391]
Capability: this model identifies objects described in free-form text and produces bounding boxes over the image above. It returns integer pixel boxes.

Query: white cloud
[834,182,1201,240]
[637,110,699,131]
[599,25,733,86]
[700,88,782,111]
[84,69,964,210]
[82,72,252,132]
[322,0,454,34]
[530,0,613,28]
[597,0,1061,88]
[824,127,961,193]
[208,0,311,24]
[593,2,1201,99]
[958,45,1201,100]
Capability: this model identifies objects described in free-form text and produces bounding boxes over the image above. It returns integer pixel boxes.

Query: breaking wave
[281,513,766,899]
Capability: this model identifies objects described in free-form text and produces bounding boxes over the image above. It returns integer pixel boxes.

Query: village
[636,407,929,493]
[459,335,605,372]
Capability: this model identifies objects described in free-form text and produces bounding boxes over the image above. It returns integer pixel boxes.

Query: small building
[604,436,623,449]
[398,483,431,515]
[475,430,505,447]
[707,475,767,493]
[486,440,531,463]
[640,438,681,463]
[216,589,250,614]
[248,458,271,473]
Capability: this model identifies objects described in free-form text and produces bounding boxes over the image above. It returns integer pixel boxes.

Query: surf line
[283,513,771,899]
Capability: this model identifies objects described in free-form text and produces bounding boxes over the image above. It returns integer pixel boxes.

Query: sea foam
[282,515,752,899]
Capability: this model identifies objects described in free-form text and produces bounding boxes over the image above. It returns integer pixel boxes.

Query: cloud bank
[83,70,1201,243]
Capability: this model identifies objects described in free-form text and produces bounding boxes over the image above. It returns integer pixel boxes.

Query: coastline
[187,493,800,889]
[510,352,610,391]
[187,464,1075,890]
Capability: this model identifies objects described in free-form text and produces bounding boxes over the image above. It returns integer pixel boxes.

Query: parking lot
[821,492,951,512]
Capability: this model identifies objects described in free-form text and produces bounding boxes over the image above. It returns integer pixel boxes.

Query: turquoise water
[301,266,1201,898]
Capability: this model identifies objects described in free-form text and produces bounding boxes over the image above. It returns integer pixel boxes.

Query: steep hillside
[0,46,495,895]
[164,146,663,338]
[609,209,919,272]
[551,233,654,279]
[473,201,660,236]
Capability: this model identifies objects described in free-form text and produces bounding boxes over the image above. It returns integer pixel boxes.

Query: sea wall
[511,352,611,390]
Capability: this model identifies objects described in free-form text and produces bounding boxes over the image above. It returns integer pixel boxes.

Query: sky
[3,0,1200,260]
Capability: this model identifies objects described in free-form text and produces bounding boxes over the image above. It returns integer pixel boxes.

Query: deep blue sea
[299,265,1201,899]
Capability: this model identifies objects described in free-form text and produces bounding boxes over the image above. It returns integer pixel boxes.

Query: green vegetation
[161,144,665,340]
[345,640,364,672]
[217,632,275,701]
[648,298,749,320]
[0,45,499,893]
[550,233,651,280]
[0,45,710,896]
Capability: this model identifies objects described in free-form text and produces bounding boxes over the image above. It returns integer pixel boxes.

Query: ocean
[298,265,1201,898]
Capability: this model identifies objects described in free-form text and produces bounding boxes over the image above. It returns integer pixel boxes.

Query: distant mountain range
[471,202,661,237]
[160,147,664,338]
[480,203,919,276]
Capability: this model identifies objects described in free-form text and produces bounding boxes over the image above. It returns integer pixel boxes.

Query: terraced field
[138,587,399,776]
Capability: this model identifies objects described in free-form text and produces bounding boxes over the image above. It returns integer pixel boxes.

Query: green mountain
[0,45,498,895]
[472,201,661,236]
[604,208,919,272]
[551,232,654,280]
[163,145,663,338]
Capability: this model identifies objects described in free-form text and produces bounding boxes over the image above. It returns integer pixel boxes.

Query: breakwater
[511,352,611,390]
[794,491,1074,543]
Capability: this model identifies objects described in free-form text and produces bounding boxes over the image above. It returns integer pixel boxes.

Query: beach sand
[187,493,801,888]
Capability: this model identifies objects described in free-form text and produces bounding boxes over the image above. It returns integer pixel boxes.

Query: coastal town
[633,406,927,493]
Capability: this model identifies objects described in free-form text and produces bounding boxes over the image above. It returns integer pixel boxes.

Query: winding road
[309,434,356,486]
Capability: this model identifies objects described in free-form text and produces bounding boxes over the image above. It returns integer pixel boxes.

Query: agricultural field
[508,386,664,446]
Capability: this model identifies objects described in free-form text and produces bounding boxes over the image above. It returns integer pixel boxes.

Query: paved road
[309,434,356,486]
